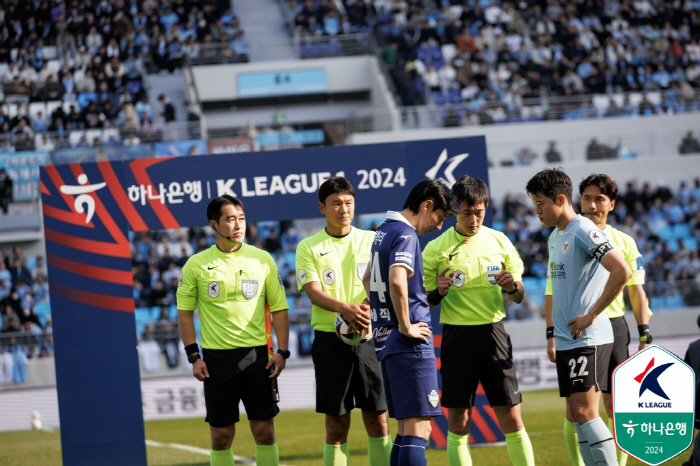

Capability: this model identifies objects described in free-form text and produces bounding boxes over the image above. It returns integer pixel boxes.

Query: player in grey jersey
[526,169,631,466]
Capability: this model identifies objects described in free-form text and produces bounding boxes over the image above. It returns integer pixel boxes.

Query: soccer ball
[334,314,372,346]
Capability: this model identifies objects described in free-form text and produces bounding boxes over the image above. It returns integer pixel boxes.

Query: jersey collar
[386,211,415,230]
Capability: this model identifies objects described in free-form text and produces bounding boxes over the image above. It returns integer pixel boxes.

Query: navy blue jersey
[368,211,433,360]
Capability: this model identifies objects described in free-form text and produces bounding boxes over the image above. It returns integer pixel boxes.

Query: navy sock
[390,434,403,466]
[399,435,427,466]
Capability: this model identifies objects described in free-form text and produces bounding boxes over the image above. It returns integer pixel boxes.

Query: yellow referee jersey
[176,243,287,349]
[423,225,524,325]
[296,227,375,332]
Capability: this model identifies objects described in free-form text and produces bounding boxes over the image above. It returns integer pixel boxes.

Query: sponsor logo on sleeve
[589,230,606,245]
[297,269,307,285]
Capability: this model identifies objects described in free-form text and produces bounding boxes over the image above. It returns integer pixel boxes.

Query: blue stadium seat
[664,295,685,309]
[667,239,679,253]
[684,237,698,252]
[194,319,201,340]
[35,302,51,327]
[649,296,665,311]
[135,307,152,324]
[448,90,462,104]
[168,304,178,320]
[150,306,162,320]
[77,92,97,108]
[492,221,505,231]
[432,91,445,105]
[287,296,296,310]
[655,225,673,241]
[282,251,296,268]
[136,322,146,336]
[522,277,540,293]
[673,223,691,239]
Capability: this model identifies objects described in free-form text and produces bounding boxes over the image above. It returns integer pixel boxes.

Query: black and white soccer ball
[334,314,372,346]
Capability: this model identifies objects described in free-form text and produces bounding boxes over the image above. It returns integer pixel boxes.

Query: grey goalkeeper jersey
[547,215,614,350]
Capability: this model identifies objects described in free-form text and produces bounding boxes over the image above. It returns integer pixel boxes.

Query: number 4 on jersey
[370,252,386,303]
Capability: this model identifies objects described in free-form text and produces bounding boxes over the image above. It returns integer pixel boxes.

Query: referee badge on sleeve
[242,280,259,300]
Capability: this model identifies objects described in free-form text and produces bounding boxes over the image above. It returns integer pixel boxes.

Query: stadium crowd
[0,0,242,152]
[301,0,700,120]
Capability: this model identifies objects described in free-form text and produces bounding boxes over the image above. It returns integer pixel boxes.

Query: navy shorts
[380,351,441,420]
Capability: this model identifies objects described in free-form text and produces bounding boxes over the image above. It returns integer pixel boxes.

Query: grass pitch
[0,390,692,465]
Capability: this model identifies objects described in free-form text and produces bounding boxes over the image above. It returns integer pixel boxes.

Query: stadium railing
[183,33,376,66]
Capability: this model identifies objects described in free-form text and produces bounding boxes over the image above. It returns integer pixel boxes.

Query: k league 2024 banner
[40,136,489,466]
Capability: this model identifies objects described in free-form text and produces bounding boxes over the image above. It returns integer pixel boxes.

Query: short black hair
[526,168,573,203]
[451,175,489,208]
[403,179,458,216]
[579,174,619,201]
[318,177,355,204]
[206,195,244,223]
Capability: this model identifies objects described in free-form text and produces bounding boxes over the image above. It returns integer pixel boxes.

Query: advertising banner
[153,139,208,157]
[0,151,50,201]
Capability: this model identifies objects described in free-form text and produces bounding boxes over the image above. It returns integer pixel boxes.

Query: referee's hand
[192,359,209,381]
[267,353,286,378]
[340,302,371,333]
[437,267,454,295]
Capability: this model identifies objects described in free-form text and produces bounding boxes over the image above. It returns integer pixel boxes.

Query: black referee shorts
[202,345,279,427]
[603,317,631,394]
[312,330,387,416]
[440,322,522,408]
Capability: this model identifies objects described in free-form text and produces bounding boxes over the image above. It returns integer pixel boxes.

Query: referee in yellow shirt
[422,176,535,466]
[548,174,651,466]
[296,177,392,466]
[177,195,290,466]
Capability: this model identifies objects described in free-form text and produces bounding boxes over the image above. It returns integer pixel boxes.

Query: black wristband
[638,324,650,337]
[184,343,199,357]
[546,327,555,339]
[427,289,446,306]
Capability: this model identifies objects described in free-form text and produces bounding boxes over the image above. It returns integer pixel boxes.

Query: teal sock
[210,448,234,466]
[608,418,627,466]
[505,429,535,466]
[255,443,279,466]
[446,431,471,466]
[368,435,392,466]
[323,443,348,466]
[564,419,585,466]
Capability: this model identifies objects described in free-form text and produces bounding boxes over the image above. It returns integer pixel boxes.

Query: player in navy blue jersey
[363,179,458,466]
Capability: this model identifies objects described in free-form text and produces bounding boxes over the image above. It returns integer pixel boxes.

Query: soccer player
[177,195,290,466]
[295,177,392,466]
[363,179,458,466]
[550,174,651,466]
[527,169,631,466]
[423,176,535,466]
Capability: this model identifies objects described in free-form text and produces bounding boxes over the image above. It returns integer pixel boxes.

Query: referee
[422,176,535,466]
[549,174,651,466]
[295,177,392,466]
[177,195,290,466]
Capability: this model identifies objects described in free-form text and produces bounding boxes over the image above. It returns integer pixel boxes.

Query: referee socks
[367,435,392,466]
[255,443,279,466]
[210,448,234,466]
[446,431,471,466]
[398,435,427,466]
[323,443,348,466]
[505,428,535,466]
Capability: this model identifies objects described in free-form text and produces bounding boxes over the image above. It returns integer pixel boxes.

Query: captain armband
[592,242,613,262]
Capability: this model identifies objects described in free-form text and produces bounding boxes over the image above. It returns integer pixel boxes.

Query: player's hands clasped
[567,313,596,339]
[341,302,371,333]
[192,359,209,381]
[400,322,432,343]
[266,353,286,378]
[437,267,454,296]
[547,338,556,363]
[495,261,515,292]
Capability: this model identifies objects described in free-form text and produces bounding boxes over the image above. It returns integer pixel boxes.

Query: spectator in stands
[679,131,700,155]
[184,101,201,138]
[544,141,562,162]
[0,169,12,215]
[9,257,33,287]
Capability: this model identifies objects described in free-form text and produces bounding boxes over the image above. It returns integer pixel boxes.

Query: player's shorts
[202,345,279,426]
[603,317,631,394]
[381,351,441,420]
[311,330,387,416]
[555,343,613,397]
[440,322,522,408]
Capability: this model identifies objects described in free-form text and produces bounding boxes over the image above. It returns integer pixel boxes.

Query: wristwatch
[505,283,519,295]
[277,349,291,359]
[640,334,653,344]
[187,353,201,364]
